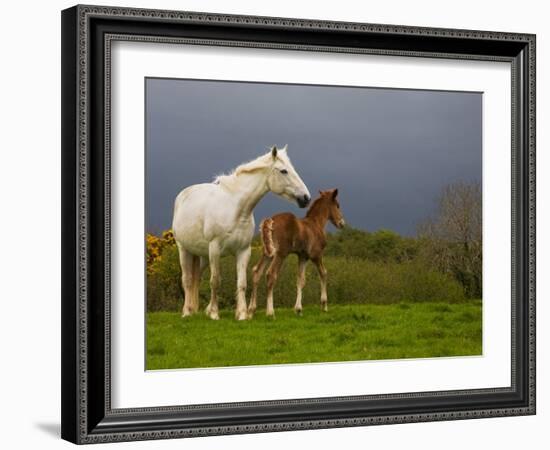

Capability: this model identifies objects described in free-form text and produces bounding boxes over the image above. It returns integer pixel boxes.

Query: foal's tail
[260,218,276,257]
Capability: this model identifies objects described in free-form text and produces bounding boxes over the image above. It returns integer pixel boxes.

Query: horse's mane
[305,196,326,218]
[214,149,287,190]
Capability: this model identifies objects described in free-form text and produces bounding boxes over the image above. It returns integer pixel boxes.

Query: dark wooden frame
[61,4,536,444]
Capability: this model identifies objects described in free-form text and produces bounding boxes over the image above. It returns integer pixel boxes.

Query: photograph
[145,77,483,370]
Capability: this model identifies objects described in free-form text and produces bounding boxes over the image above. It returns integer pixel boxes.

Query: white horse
[172,145,311,320]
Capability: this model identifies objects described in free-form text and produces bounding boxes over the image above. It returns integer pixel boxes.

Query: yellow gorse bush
[146,230,175,274]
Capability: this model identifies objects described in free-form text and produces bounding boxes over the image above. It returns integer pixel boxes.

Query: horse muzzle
[296,194,311,208]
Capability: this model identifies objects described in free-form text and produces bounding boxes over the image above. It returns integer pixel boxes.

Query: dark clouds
[146,78,481,236]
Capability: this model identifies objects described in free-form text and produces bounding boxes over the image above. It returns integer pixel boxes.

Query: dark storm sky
[145,78,481,236]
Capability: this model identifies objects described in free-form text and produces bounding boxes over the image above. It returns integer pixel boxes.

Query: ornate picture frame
[61,4,536,444]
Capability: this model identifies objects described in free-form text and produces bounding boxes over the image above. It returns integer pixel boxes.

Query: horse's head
[267,145,311,208]
[320,189,346,229]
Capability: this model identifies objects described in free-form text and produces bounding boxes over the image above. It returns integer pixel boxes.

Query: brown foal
[248,189,345,318]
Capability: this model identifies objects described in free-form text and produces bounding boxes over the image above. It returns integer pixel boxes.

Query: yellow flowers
[146,230,175,273]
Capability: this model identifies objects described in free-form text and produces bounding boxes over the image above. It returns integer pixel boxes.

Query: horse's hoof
[235,311,248,321]
[205,309,219,320]
[294,308,302,316]
[266,312,275,319]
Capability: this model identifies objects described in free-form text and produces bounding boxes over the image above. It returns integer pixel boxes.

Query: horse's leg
[248,253,270,318]
[205,241,221,320]
[313,256,328,312]
[176,242,195,317]
[266,255,284,317]
[294,257,308,315]
[235,247,251,321]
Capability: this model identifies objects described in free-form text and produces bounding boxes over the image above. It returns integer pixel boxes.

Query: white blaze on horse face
[267,146,311,208]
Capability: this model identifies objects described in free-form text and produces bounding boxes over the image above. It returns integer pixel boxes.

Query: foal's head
[317,189,346,229]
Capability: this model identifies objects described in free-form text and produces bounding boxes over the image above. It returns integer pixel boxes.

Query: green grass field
[146,301,482,370]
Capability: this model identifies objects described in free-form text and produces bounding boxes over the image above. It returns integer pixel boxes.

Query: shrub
[146,244,466,312]
[146,243,182,311]
[325,227,419,263]
[146,230,175,274]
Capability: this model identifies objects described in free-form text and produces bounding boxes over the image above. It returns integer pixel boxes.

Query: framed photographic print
[61,4,536,444]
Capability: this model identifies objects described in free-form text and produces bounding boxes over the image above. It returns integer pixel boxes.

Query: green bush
[146,244,183,312]
[147,244,466,312]
[325,227,419,262]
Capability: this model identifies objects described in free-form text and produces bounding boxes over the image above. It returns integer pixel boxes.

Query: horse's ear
[282,144,288,152]
[271,146,277,159]
[332,189,339,199]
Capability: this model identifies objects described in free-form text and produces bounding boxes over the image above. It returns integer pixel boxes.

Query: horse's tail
[260,218,276,257]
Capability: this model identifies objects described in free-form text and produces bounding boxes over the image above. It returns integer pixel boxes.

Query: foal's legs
[177,242,196,317]
[205,240,221,320]
[248,253,271,318]
[313,256,328,312]
[266,255,284,317]
[235,247,251,321]
[294,257,308,315]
